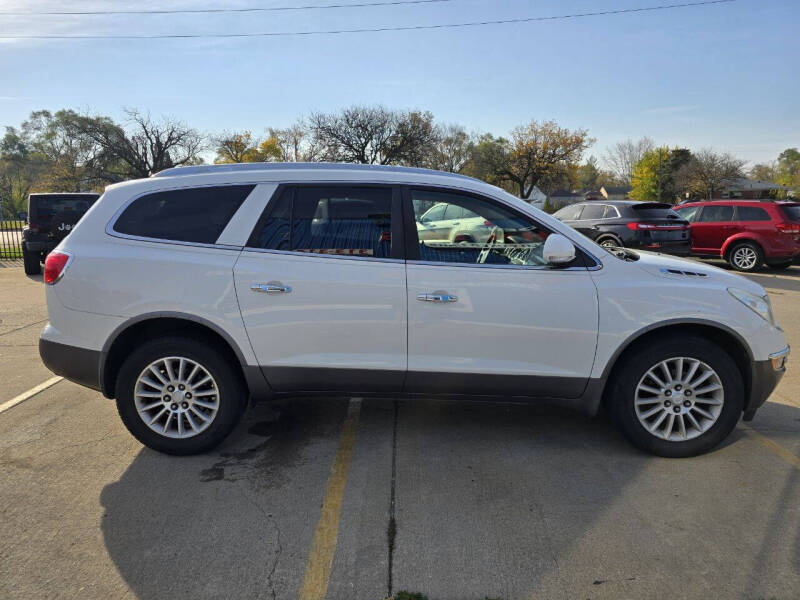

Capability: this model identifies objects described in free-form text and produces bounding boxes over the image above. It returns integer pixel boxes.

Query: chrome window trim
[572,204,620,221]
[407,259,599,272]
[240,246,404,265]
[105,181,262,248]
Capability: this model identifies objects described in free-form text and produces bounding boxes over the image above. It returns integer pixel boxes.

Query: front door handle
[251,283,292,294]
[417,292,458,303]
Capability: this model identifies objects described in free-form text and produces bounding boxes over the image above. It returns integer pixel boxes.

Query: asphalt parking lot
[1,261,799,600]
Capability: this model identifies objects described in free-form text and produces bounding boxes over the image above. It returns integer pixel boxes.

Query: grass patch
[0,220,25,230]
[0,248,23,260]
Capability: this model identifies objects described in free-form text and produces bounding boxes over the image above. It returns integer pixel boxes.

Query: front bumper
[744,346,789,419]
[39,338,102,392]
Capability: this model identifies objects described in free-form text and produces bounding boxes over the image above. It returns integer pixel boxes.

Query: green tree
[631,147,692,202]
[776,148,800,195]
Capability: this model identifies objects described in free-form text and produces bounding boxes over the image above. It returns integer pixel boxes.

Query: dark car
[674,200,800,272]
[553,200,691,256]
[22,193,100,275]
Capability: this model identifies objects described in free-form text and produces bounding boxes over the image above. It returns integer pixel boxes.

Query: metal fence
[0,218,24,261]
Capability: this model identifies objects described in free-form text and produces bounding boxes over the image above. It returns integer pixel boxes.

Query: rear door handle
[251,283,292,294]
[417,292,458,303]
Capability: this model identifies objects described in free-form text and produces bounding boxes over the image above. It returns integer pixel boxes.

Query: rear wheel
[115,336,246,455]
[727,241,763,272]
[22,247,41,275]
[610,335,743,457]
[598,236,621,250]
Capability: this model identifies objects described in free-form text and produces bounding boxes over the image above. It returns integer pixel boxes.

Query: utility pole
[657,148,662,202]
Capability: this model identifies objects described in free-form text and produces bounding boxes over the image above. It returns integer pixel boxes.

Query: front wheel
[115,336,246,455]
[610,336,743,457]
[598,236,621,250]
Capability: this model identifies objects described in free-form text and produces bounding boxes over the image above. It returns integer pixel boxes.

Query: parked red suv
[674,200,800,272]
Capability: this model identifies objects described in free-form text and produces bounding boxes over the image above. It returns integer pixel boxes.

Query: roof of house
[601,185,633,195]
[722,177,791,191]
[550,189,583,198]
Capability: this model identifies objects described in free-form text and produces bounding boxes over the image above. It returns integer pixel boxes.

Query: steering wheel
[477,226,500,264]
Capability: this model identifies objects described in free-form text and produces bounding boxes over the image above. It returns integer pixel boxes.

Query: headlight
[728,288,774,324]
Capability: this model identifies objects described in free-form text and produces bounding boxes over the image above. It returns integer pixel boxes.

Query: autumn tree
[308,106,436,165]
[676,148,745,200]
[604,137,655,184]
[776,148,800,194]
[630,147,692,202]
[471,120,592,198]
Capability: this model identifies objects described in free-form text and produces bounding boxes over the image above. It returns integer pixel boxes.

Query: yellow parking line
[299,398,362,600]
[740,423,800,469]
[0,376,63,414]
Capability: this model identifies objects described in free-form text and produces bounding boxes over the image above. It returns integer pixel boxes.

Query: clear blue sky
[1,0,797,166]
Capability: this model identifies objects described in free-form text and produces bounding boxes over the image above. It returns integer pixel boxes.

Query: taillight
[627,222,688,231]
[776,223,800,234]
[44,251,72,285]
[484,220,495,227]
[29,223,39,233]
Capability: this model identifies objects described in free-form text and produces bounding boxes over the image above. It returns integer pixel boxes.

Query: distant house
[520,185,547,207]
[549,190,584,209]
[600,185,632,200]
[719,178,792,199]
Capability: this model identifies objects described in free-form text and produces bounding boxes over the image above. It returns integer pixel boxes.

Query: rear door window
[553,204,583,220]
[696,205,734,223]
[736,206,771,221]
[250,186,394,259]
[113,185,255,244]
[580,204,605,220]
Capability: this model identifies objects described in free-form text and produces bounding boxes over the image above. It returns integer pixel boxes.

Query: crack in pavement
[386,400,399,598]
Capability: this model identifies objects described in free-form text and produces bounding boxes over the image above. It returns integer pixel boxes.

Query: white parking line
[0,377,63,414]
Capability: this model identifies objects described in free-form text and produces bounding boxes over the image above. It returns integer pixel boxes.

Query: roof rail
[151,161,481,183]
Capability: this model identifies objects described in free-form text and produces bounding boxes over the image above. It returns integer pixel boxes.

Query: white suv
[39,163,789,457]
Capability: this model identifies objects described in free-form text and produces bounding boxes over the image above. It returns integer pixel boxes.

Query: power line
[0,0,458,17]
[0,0,737,40]
[5,0,497,18]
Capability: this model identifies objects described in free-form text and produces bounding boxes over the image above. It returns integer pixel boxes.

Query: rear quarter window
[779,205,800,221]
[113,185,255,244]
[736,206,771,221]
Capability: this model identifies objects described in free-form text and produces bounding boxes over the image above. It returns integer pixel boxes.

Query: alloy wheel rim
[134,356,219,439]
[634,357,724,442]
[733,246,757,269]
[601,239,618,248]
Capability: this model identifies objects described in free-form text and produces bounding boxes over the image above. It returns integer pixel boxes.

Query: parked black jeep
[22,193,100,275]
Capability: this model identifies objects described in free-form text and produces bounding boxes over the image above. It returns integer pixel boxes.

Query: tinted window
[603,205,620,218]
[31,194,99,223]
[553,204,583,220]
[696,205,734,223]
[675,206,700,222]
[251,186,393,259]
[780,205,800,221]
[580,204,605,220]
[114,185,254,243]
[736,206,771,221]
[412,189,556,266]
[629,203,682,220]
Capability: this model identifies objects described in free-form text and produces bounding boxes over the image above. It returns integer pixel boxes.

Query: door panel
[235,251,407,391]
[406,264,598,397]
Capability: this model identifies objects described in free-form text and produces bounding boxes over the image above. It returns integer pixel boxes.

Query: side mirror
[543,233,576,265]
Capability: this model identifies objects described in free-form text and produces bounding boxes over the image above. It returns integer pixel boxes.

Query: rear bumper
[23,240,57,253]
[39,338,102,392]
[631,240,692,256]
[744,346,789,419]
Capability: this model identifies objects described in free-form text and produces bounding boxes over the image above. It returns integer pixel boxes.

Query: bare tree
[75,109,204,180]
[604,137,655,184]
[676,148,746,199]
[267,122,323,162]
[308,106,436,165]
[425,123,474,173]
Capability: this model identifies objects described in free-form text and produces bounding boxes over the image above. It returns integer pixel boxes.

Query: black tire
[769,260,793,270]
[115,336,247,455]
[609,335,743,458]
[597,235,621,249]
[23,247,41,275]
[727,241,764,272]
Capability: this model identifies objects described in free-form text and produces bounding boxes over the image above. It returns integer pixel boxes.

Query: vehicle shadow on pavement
[98,397,800,600]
